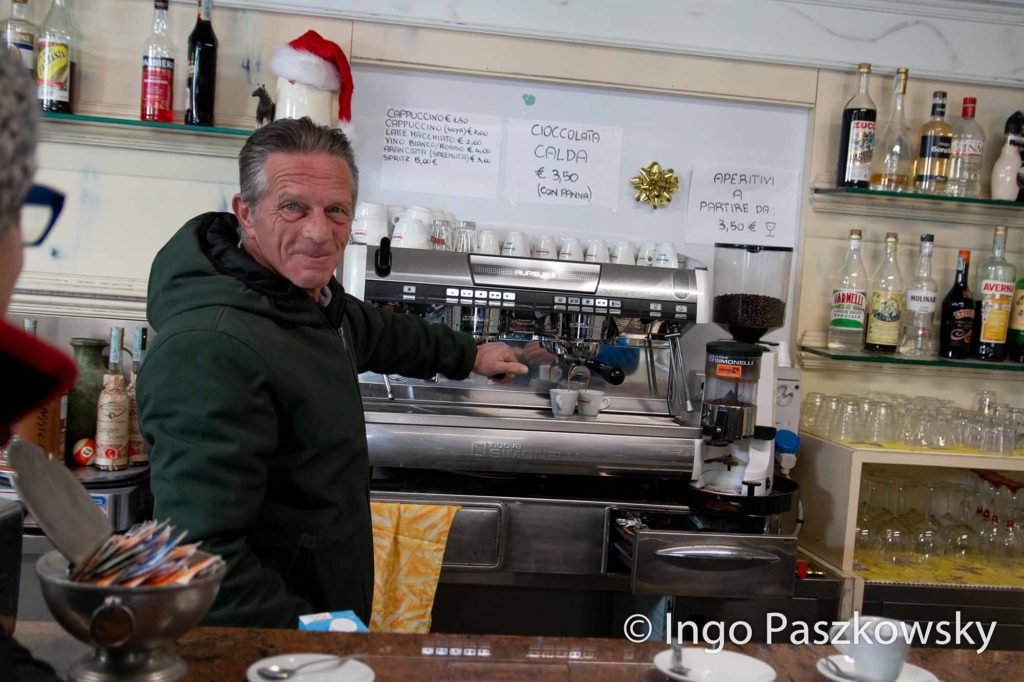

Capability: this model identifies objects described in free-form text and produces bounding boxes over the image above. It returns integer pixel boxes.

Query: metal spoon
[806,644,867,682]
[256,653,366,680]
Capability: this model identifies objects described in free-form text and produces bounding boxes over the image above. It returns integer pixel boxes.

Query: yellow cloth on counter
[370,502,460,633]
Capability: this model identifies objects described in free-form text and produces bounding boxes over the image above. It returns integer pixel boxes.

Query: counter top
[14,620,1024,680]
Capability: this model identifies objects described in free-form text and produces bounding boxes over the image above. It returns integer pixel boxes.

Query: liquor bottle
[992,135,1023,201]
[94,326,129,471]
[947,98,985,198]
[835,63,876,188]
[900,234,938,356]
[35,0,76,113]
[12,318,67,456]
[127,327,149,465]
[2,0,37,73]
[940,250,975,359]
[140,0,174,123]
[184,0,217,127]
[913,91,953,195]
[974,226,1016,361]
[1004,110,1024,202]
[869,67,911,192]
[865,232,904,353]
[1007,266,1024,363]
[828,228,870,350]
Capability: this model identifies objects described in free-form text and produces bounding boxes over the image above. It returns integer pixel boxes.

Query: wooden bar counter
[14,620,1024,680]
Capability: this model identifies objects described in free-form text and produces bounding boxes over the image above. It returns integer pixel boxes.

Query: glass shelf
[38,112,251,158]
[798,331,1024,378]
[811,186,1024,228]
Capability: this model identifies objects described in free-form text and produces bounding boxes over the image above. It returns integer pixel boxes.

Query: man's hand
[473,342,529,384]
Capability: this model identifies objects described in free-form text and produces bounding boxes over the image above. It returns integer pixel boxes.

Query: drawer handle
[655,545,779,567]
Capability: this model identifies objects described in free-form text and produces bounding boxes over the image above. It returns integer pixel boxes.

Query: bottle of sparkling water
[828,228,869,350]
[900,234,938,356]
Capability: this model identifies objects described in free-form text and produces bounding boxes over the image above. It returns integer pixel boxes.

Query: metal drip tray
[363,400,701,476]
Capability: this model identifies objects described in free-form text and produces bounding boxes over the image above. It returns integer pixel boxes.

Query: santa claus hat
[269,30,354,137]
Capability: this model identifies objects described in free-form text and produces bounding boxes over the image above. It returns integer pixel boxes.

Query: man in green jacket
[137,118,527,628]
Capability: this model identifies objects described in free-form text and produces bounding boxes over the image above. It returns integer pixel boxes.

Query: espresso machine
[339,240,802,635]
[692,243,794,497]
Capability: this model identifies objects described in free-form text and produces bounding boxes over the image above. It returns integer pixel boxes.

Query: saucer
[816,654,938,682]
[246,654,375,682]
[653,648,775,681]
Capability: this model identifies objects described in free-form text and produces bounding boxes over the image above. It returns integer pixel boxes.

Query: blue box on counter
[298,610,369,633]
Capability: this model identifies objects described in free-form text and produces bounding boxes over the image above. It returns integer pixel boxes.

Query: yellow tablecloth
[854,552,1024,588]
[370,502,460,633]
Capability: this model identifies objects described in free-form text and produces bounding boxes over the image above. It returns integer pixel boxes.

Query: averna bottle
[141,0,174,123]
[947,97,985,198]
[869,67,911,192]
[913,91,953,195]
[36,0,76,113]
[828,228,869,350]
[899,234,938,356]
[974,226,1016,361]
[836,63,876,188]
[185,0,217,126]
[865,232,904,353]
[939,250,975,359]
[1,0,37,73]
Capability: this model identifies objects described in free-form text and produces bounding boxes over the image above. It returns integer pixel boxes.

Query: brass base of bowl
[69,648,186,682]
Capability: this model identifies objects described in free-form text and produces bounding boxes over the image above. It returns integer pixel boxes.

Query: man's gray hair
[0,50,38,237]
[238,117,359,209]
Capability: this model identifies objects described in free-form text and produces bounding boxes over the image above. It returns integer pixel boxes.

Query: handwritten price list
[684,166,799,247]
[504,119,623,209]
[380,106,502,199]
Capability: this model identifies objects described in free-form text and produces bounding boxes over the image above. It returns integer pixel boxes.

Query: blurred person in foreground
[136,117,528,628]
[0,48,75,682]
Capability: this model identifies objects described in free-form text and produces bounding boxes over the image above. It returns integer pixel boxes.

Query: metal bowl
[36,549,225,682]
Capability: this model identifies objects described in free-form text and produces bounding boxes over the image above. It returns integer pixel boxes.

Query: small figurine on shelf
[252,84,275,128]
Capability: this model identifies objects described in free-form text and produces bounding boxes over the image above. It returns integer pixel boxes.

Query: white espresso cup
[829,616,910,682]
[387,205,406,229]
[474,229,501,255]
[577,389,611,418]
[537,363,563,382]
[636,242,657,267]
[403,205,434,226]
[653,242,679,268]
[532,235,558,260]
[558,237,584,261]
[584,239,610,263]
[501,231,530,257]
[610,240,636,265]
[356,202,387,221]
[392,218,430,249]
[351,217,389,245]
[549,389,579,418]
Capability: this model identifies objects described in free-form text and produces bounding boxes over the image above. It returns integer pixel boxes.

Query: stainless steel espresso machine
[341,240,804,636]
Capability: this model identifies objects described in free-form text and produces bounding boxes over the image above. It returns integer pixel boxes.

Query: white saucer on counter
[816,654,938,682]
[246,654,374,682]
[653,648,775,681]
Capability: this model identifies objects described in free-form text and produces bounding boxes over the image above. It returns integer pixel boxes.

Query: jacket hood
[147,212,346,331]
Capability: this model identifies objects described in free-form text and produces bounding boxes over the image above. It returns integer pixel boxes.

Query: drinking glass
[826,399,862,444]
[874,479,912,565]
[975,390,997,415]
[800,392,825,434]
[923,409,957,450]
[430,219,453,251]
[907,484,944,564]
[981,417,1015,455]
[863,401,898,447]
[812,396,841,437]
[451,227,475,253]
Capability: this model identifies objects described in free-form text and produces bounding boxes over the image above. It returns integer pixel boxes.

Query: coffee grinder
[692,243,793,497]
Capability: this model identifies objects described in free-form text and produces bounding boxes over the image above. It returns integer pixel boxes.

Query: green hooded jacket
[137,213,476,628]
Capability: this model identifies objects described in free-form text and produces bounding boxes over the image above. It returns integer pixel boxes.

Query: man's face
[234,152,354,297]
[0,221,24,314]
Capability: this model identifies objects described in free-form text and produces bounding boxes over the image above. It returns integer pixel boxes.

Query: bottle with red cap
[948,97,985,198]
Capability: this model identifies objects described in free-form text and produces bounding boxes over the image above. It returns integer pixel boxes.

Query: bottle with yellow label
[865,233,905,353]
[35,0,76,113]
[974,226,1015,362]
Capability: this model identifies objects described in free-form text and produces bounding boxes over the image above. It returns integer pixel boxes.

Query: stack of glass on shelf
[800,388,1024,455]
[853,470,1022,576]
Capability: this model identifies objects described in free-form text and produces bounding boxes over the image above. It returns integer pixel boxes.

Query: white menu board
[503,119,623,209]
[684,165,799,247]
[379,106,502,198]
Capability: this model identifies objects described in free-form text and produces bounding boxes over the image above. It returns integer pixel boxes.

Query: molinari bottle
[939,250,974,359]
[184,0,217,126]
[900,234,938,356]
[141,0,174,123]
[870,68,911,192]
[1,0,37,73]
[974,226,1015,361]
[913,91,953,195]
[1006,260,1024,363]
[836,63,876,188]
[94,326,130,470]
[828,229,869,350]
[865,232,904,353]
